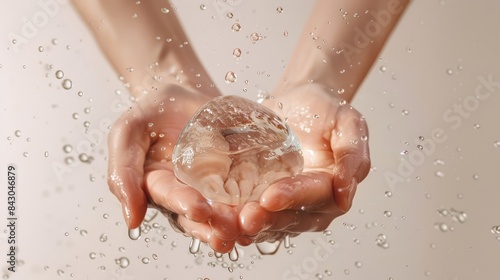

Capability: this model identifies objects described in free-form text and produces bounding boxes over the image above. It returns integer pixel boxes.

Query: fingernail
[122,202,132,228]
[340,178,357,213]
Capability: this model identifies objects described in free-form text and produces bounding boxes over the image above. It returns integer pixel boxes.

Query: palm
[238,84,370,242]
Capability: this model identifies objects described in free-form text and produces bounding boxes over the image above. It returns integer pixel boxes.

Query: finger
[330,106,371,212]
[144,166,212,223]
[209,203,240,241]
[239,202,337,236]
[108,111,150,229]
[259,172,334,212]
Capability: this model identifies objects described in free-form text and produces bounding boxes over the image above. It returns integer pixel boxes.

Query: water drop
[435,171,445,178]
[284,235,291,248]
[62,79,73,90]
[250,32,260,42]
[116,257,129,268]
[80,229,88,236]
[229,247,239,262]
[231,23,241,32]
[55,70,64,79]
[493,141,500,148]
[38,46,44,52]
[14,130,22,137]
[473,123,480,129]
[161,7,169,13]
[44,151,49,157]
[83,121,90,128]
[435,222,449,232]
[141,257,150,264]
[232,48,242,58]
[384,211,392,217]
[63,144,73,153]
[199,4,206,10]
[355,261,363,268]
[446,68,454,75]
[400,150,408,155]
[283,30,289,37]
[77,91,84,97]
[491,225,500,234]
[72,113,79,120]
[57,269,65,276]
[189,237,201,254]
[227,12,233,19]
[100,233,108,242]
[102,213,109,219]
[128,227,141,240]
[23,152,29,157]
[276,6,284,13]
[401,109,409,115]
[472,174,479,180]
[225,71,237,84]
[89,252,97,259]
[380,66,386,72]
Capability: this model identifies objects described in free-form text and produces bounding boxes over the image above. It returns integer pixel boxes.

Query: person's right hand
[107,84,241,253]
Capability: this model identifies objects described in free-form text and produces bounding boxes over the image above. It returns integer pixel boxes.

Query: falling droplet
[141,257,150,264]
[232,48,242,58]
[128,227,141,240]
[189,237,201,254]
[55,70,64,79]
[229,247,239,262]
[226,12,233,19]
[62,79,73,90]
[231,23,241,32]
[116,257,129,268]
[225,71,237,84]
[255,241,281,255]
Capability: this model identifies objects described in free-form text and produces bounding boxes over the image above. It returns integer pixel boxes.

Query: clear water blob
[229,247,239,262]
[276,6,284,13]
[172,95,303,205]
[375,234,389,249]
[200,4,206,10]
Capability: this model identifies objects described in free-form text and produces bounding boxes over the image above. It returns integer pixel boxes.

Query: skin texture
[72,0,410,252]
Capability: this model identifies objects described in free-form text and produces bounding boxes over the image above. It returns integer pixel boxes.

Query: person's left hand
[237,83,371,243]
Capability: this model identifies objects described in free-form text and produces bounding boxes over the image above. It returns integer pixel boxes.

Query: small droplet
[141,257,150,264]
[401,109,409,116]
[380,66,387,72]
[276,6,284,13]
[225,71,237,84]
[189,237,201,254]
[226,12,233,19]
[473,123,480,129]
[199,4,206,10]
[385,191,392,197]
[384,211,392,217]
[62,79,73,90]
[55,70,64,79]
[232,48,242,58]
[472,174,479,180]
[89,252,97,259]
[44,151,49,157]
[83,121,90,128]
[491,225,500,234]
[116,257,129,268]
[400,150,408,155]
[102,213,109,219]
[231,23,241,32]
[493,141,500,148]
[446,68,454,75]
[14,130,22,137]
[435,171,445,177]
[23,152,29,157]
[77,91,84,97]
[161,7,169,13]
[38,46,44,52]
[57,269,65,276]
[250,32,260,42]
[229,247,239,261]
[355,261,363,268]
[80,229,88,236]
[72,113,79,120]
[100,233,108,242]
[63,144,73,153]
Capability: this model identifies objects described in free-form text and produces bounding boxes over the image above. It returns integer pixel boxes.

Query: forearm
[276,0,410,102]
[72,0,219,98]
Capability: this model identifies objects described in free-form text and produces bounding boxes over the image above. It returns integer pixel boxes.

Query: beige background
[1,0,500,279]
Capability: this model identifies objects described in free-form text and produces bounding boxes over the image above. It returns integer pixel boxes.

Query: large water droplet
[171,96,303,205]
[255,241,282,255]
[228,247,239,262]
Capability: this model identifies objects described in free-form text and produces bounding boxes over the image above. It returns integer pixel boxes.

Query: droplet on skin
[89,252,97,259]
[128,227,141,240]
[44,151,49,157]
[161,7,169,13]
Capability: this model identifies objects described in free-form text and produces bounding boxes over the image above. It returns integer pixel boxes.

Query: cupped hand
[107,84,240,253]
[238,83,371,243]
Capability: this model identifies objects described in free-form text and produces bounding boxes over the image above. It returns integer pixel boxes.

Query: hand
[107,84,240,253]
[238,83,371,243]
